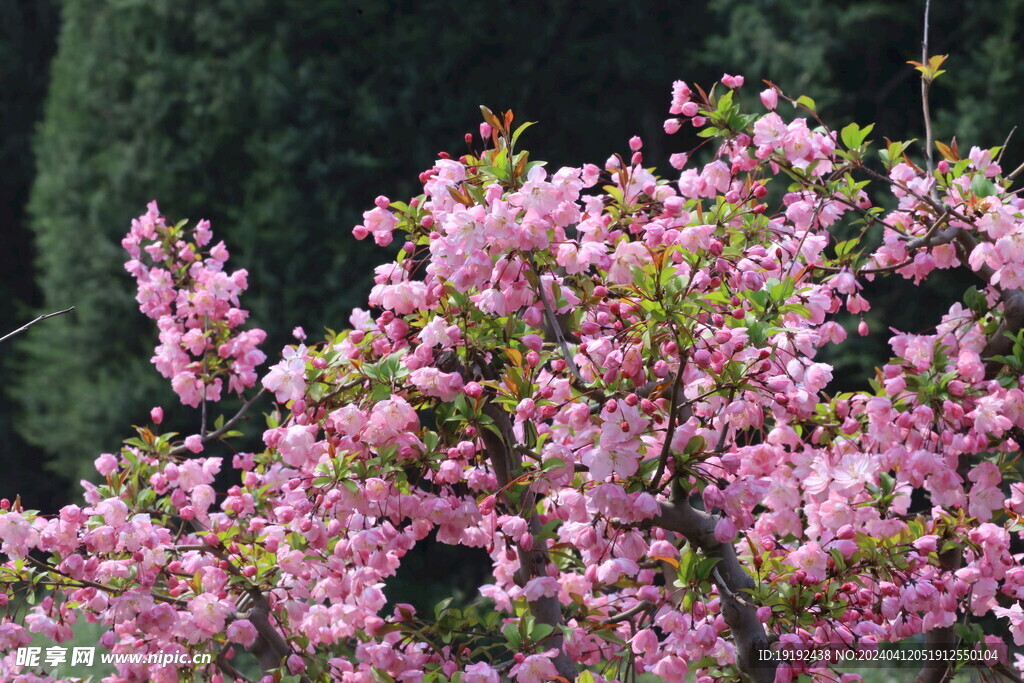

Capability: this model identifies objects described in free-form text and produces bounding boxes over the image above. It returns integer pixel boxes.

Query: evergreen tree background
[4,0,1024,512]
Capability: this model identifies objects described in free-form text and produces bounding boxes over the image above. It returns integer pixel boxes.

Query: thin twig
[813,257,916,276]
[1009,158,1024,181]
[905,209,953,249]
[528,260,585,385]
[920,0,935,177]
[602,600,653,624]
[25,555,185,607]
[170,387,267,455]
[997,126,1017,165]
[0,306,75,344]
[648,367,686,493]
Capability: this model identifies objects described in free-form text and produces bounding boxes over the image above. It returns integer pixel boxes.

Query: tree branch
[0,306,75,344]
[654,498,775,683]
[919,0,935,178]
[527,260,585,385]
[648,368,688,493]
[245,590,300,676]
[904,209,953,249]
[913,515,964,683]
[476,371,576,680]
[170,388,267,456]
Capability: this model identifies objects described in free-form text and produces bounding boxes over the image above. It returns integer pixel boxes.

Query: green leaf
[715,89,734,113]
[748,321,767,346]
[778,303,811,318]
[371,668,398,683]
[963,286,987,312]
[795,95,816,112]
[684,435,706,456]
[511,121,536,147]
[677,545,697,583]
[502,622,522,650]
[530,622,554,642]
[594,629,628,646]
[840,122,874,149]
[834,238,860,258]
[840,123,860,150]
[970,173,997,198]
[434,596,454,619]
[695,556,722,580]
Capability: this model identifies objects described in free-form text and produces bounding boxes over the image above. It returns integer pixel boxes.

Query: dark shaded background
[3,0,1023,525]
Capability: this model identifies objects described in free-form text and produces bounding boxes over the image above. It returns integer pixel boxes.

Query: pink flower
[189,594,233,633]
[631,627,659,655]
[786,542,828,582]
[669,80,692,114]
[522,577,560,601]
[721,73,745,89]
[94,453,119,477]
[714,516,737,543]
[993,603,1024,645]
[971,396,1012,437]
[969,146,1001,178]
[226,619,258,647]
[510,652,558,683]
[277,425,317,467]
[409,367,464,402]
[463,662,500,683]
[262,345,307,403]
[753,113,786,147]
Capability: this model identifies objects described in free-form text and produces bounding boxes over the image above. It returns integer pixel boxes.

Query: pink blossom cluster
[7,74,1024,683]
[122,202,266,406]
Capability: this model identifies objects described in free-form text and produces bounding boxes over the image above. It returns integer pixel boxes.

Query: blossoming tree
[6,56,1024,683]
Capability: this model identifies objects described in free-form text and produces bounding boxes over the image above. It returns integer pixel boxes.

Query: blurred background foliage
[2,0,1023,522]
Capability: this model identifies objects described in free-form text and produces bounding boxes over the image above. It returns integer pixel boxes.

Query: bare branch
[998,126,1017,165]
[245,590,306,679]
[602,600,653,624]
[920,0,935,177]
[0,306,75,345]
[526,260,586,385]
[1008,155,1024,182]
[905,209,954,249]
[170,388,267,456]
[648,369,688,493]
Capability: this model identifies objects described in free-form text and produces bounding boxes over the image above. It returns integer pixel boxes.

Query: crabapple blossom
[123,203,267,407]
[8,71,1024,683]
